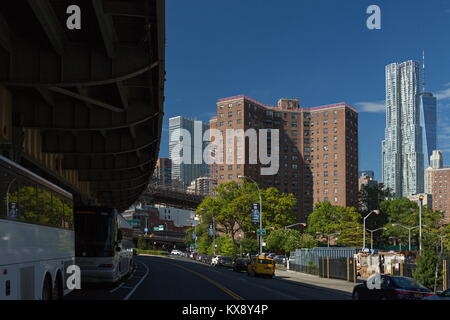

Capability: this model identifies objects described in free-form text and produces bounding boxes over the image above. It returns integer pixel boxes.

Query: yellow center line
[156,259,244,300]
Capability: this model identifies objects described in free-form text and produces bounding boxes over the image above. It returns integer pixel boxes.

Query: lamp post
[366,228,387,250]
[238,175,263,255]
[391,224,421,251]
[285,223,307,230]
[418,195,424,255]
[327,233,340,248]
[363,210,381,250]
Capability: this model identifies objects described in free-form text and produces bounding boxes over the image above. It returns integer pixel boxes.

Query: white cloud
[354,101,385,113]
[436,83,450,101]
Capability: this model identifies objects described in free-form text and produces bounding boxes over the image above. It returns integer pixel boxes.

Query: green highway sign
[256,229,266,236]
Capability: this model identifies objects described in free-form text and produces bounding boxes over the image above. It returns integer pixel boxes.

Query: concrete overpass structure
[0,0,165,211]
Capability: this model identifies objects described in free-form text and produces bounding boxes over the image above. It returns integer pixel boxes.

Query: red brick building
[210,95,359,222]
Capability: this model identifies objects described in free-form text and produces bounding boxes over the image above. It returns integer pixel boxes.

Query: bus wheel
[42,275,53,300]
[53,273,63,300]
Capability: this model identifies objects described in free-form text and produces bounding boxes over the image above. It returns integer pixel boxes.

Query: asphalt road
[66,255,351,300]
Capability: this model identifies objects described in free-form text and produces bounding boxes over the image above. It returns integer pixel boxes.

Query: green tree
[358,182,392,213]
[238,237,258,255]
[197,234,212,254]
[267,229,316,254]
[196,181,297,242]
[137,235,148,250]
[381,198,446,249]
[413,235,442,290]
[307,202,362,247]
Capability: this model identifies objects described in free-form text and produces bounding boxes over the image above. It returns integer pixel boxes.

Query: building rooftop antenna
[422,50,426,93]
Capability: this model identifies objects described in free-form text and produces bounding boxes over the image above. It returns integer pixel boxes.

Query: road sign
[256,229,266,236]
[144,228,148,233]
[251,203,260,224]
[153,227,159,231]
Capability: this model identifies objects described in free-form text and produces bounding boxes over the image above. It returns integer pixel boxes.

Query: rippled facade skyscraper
[382,60,424,198]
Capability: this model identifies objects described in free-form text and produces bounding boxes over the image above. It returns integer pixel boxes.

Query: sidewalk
[275,269,356,296]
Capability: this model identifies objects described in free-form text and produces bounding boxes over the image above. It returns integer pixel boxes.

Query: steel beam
[28,0,66,55]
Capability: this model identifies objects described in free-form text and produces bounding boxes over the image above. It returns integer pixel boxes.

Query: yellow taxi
[247,256,275,278]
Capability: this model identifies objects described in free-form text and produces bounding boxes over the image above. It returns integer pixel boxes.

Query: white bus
[0,155,75,300]
[74,207,133,284]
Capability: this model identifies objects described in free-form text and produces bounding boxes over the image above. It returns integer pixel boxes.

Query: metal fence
[318,257,357,282]
[289,247,360,280]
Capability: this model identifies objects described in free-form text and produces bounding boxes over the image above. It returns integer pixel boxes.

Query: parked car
[217,256,233,268]
[247,257,275,278]
[196,253,204,261]
[171,249,182,255]
[274,255,287,265]
[352,275,433,300]
[211,255,221,266]
[202,255,212,264]
[233,258,251,272]
[424,288,450,300]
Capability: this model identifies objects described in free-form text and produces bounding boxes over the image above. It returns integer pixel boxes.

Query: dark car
[217,256,233,268]
[352,275,433,300]
[202,255,212,264]
[274,255,287,265]
[233,258,251,272]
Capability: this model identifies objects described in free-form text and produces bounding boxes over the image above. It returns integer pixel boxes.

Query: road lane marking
[157,260,244,300]
[109,282,125,293]
[123,260,149,300]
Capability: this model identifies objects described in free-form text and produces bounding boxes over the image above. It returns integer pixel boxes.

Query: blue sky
[161,0,450,181]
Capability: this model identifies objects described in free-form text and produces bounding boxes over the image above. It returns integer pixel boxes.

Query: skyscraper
[169,116,210,187]
[382,60,424,197]
[419,92,437,169]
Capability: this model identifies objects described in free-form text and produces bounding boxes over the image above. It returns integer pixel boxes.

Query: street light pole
[363,210,381,250]
[366,228,387,251]
[238,175,263,255]
[391,224,421,251]
[419,195,424,255]
[327,233,340,247]
[285,223,307,230]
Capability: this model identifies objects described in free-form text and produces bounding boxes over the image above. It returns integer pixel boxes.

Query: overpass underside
[0,0,165,211]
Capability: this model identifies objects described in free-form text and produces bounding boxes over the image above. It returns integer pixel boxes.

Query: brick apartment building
[152,158,172,186]
[210,95,358,222]
[425,150,450,223]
